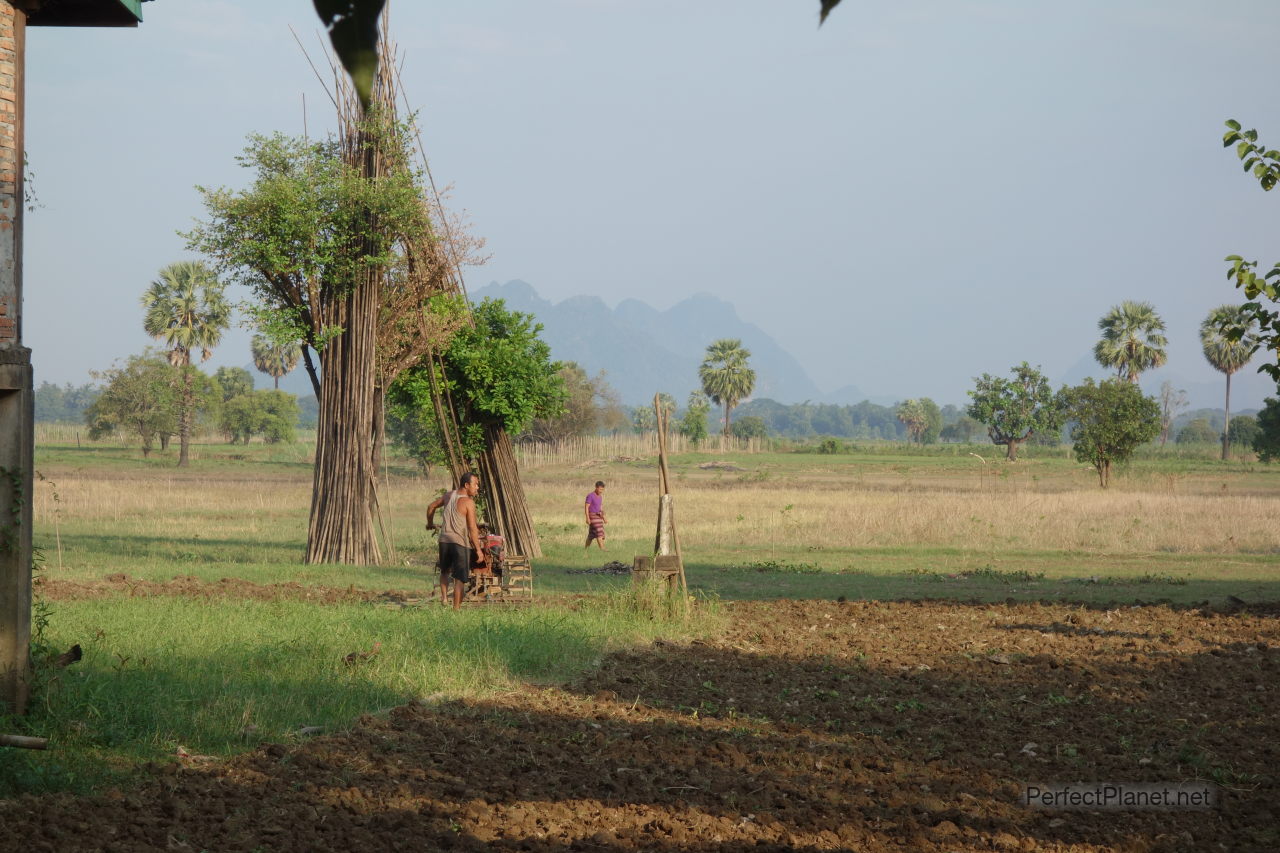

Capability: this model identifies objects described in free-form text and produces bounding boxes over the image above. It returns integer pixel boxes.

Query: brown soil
[3,593,1277,852]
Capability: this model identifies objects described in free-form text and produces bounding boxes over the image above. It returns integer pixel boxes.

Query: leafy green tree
[966,363,1063,461]
[250,334,302,390]
[1093,301,1168,383]
[388,299,564,467]
[896,399,927,443]
[1221,120,1280,388]
[141,261,230,467]
[1227,414,1260,449]
[1200,304,1257,459]
[699,338,756,436]
[441,299,564,445]
[218,390,300,445]
[85,353,180,456]
[521,362,622,443]
[1254,398,1280,462]
[939,415,981,443]
[919,397,943,444]
[679,391,711,446]
[189,128,432,564]
[384,369,448,473]
[1062,378,1160,487]
[730,415,768,440]
[213,366,254,402]
[631,405,656,434]
[1176,418,1218,445]
[219,394,261,445]
[256,390,300,444]
[188,133,423,399]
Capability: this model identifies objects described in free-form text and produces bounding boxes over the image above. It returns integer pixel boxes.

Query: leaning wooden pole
[477,425,542,558]
[653,395,686,595]
[0,733,45,750]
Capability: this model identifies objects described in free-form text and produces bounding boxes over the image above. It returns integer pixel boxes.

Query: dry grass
[31,438,1280,581]
[513,433,764,469]
[511,457,1280,558]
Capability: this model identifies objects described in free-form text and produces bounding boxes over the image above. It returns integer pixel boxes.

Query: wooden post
[0,733,45,749]
[651,395,687,596]
[0,2,30,715]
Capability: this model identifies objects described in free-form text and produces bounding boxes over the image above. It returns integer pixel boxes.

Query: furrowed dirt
[3,590,1276,851]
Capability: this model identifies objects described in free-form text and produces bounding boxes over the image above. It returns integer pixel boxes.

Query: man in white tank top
[425,472,486,610]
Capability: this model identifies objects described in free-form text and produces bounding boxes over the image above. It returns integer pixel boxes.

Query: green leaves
[389,298,565,462]
[1061,379,1160,486]
[1223,119,1279,192]
[186,130,425,350]
[699,338,756,435]
[966,362,1062,460]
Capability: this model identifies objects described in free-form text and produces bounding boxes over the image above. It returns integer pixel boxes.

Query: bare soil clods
[4,598,1277,851]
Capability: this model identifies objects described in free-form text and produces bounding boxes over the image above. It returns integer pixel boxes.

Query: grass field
[30,431,1280,607]
[8,429,1280,795]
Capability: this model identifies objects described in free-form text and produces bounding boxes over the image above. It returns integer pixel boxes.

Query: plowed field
[4,594,1276,852]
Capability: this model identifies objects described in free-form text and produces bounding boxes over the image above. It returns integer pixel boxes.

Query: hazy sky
[23,0,1280,408]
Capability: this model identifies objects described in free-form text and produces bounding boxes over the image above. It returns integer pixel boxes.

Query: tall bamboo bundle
[322,23,542,560]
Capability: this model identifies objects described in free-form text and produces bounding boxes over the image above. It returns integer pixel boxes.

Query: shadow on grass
[1,600,640,797]
[43,531,305,565]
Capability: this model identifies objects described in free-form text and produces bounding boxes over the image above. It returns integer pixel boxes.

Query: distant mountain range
[470,280,885,407]
[264,279,1276,413]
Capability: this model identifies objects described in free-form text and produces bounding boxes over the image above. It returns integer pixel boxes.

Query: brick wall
[0,1,16,347]
[0,3,14,201]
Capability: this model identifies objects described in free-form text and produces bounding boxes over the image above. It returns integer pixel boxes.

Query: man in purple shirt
[584,480,607,550]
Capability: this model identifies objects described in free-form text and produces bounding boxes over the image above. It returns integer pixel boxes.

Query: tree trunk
[1222,372,1232,461]
[301,344,321,400]
[177,365,192,468]
[723,402,732,436]
[1005,439,1020,461]
[1098,459,1110,488]
[305,274,381,565]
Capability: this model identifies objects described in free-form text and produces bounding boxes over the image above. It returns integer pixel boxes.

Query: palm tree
[1200,304,1256,460]
[250,334,302,390]
[141,261,230,467]
[896,399,927,444]
[1093,301,1168,383]
[698,339,756,436]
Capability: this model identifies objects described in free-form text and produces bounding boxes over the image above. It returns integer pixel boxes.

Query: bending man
[426,472,486,610]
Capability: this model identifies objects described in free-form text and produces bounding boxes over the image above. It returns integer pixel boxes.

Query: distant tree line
[735,399,905,440]
[34,382,99,423]
[82,354,301,456]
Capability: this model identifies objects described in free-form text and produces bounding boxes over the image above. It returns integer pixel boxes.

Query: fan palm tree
[141,261,230,467]
[699,339,756,436]
[896,399,928,444]
[1093,301,1168,383]
[250,334,302,390]
[1200,304,1256,460]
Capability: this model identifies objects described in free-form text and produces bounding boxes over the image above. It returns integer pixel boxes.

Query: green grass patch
[2,594,719,795]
